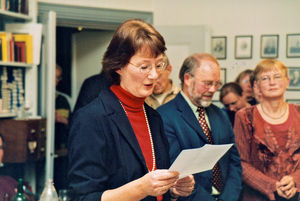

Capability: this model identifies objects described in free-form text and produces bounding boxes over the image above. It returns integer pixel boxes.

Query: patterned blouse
[234,104,300,201]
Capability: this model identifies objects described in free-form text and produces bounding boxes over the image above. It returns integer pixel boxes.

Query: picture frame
[260,35,279,58]
[220,68,227,84]
[286,34,300,58]
[217,68,227,91]
[288,67,300,90]
[286,99,300,105]
[235,35,253,59]
[211,36,226,59]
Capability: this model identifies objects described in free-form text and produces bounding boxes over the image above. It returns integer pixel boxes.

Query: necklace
[260,103,288,120]
[119,101,156,172]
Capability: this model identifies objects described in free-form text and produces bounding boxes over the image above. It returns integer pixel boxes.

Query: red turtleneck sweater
[111,85,163,201]
[110,85,157,172]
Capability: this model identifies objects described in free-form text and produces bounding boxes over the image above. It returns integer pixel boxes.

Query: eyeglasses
[241,79,250,84]
[129,61,167,74]
[259,74,283,84]
[201,81,222,89]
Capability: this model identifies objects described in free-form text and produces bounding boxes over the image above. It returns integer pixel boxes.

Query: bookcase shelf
[0,112,16,118]
[0,61,34,68]
[0,0,37,119]
[0,9,32,20]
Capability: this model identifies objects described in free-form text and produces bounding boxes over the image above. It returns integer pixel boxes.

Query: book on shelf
[0,32,33,64]
[0,38,2,61]
[14,41,26,63]
[13,33,33,64]
[0,67,24,115]
[0,32,8,62]
[1,0,28,14]
[8,33,15,62]
[5,23,42,65]
[0,0,5,11]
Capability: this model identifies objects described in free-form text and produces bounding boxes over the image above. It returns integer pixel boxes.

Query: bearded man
[157,53,242,201]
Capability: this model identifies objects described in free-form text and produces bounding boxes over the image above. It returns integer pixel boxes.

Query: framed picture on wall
[260,35,279,58]
[235,35,253,59]
[286,34,300,58]
[286,99,300,105]
[211,36,226,59]
[217,68,226,91]
[288,67,300,90]
[220,68,227,84]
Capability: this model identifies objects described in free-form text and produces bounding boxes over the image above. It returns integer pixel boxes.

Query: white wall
[153,0,300,100]
[56,0,300,105]
[38,0,152,11]
[71,30,114,108]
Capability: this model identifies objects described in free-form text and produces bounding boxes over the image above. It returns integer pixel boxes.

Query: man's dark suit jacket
[68,88,172,201]
[157,93,242,201]
[73,71,111,113]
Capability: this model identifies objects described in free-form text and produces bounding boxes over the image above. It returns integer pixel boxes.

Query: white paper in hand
[169,144,233,179]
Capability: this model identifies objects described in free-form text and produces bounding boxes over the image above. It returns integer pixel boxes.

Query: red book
[14,41,26,62]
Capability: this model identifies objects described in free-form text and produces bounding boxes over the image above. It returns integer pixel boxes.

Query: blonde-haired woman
[234,59,300,201]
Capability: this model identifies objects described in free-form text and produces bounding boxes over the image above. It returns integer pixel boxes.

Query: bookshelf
[0,61,34,67]
[0,9,32,20]
[0,0,44,195]
[0,0,39,118]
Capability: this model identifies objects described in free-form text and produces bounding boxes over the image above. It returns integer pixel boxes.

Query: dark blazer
[73,71,111,113]
[68,88,171,201]
[157,93,242,201]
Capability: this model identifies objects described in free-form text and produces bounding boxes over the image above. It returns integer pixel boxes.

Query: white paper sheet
[169,144,233,179]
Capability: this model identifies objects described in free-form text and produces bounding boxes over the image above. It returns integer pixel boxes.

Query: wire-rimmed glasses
[129,61,167,74]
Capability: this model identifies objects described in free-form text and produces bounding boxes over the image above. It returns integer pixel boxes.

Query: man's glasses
[201,81,222,89]
[129,61,167,74]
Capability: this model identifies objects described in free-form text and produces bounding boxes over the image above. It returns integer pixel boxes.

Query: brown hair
[234,69,253,84]
[102,19,166,84]
[219,82,243,103]
[253,59,288,81]
[162,54,170,67]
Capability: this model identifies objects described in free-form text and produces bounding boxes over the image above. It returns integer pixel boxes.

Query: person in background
[145,54,180,109]
[235,69,256,105]
[0,134,34,201]
[249,73,262,103]
[234,59,300,201]
[54,64,71,191]
[219,82,250,126]
[68,19,195,201]
[55,64,71,149]
[157,53,242,201]
[73,70,111,113]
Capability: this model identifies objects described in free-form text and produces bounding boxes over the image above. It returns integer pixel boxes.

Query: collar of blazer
[99,89,164,171]
[174,93,223,144]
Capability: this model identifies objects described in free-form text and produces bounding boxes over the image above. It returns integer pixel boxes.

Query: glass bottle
[3,193,10,201]
[39,179,58,201]
[12,178,28,201]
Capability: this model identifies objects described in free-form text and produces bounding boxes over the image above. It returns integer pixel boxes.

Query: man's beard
[188,81,212,108]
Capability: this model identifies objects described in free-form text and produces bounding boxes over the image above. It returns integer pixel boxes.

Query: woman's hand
[170,175,195,198]
[140,169,179,197]
[276,175,297,199]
